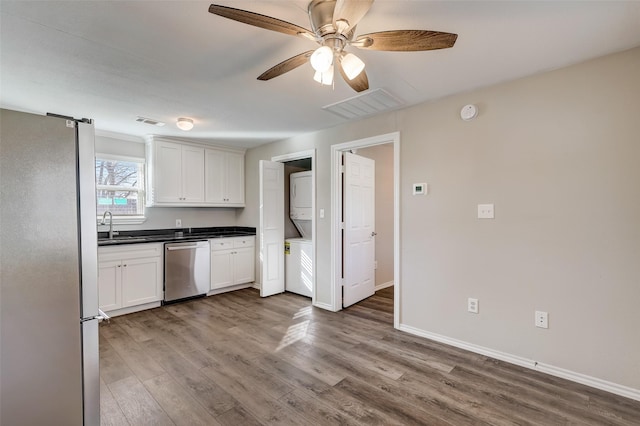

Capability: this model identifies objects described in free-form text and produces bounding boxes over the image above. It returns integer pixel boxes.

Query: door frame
[330,132,400,328]
[271,149,316,306]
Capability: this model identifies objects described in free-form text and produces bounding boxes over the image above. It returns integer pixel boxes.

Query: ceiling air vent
[135,116,165,127]
[322,88,404,120]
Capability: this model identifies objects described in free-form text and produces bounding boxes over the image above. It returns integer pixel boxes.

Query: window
[95,154,145,222]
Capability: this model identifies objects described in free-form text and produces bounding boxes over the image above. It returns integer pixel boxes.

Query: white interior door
[343,152,376,307]
[260,160,285,297]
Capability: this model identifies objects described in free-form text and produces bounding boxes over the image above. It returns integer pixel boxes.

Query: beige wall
[95,134,145,158]
[239,46,640,391]
[357,144,394,287]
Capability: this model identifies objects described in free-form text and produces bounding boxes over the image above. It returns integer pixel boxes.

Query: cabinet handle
[123,264,127,267]
[117,265,121,268]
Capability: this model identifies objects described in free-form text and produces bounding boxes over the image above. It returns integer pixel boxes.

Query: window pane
[95,157,145,217]
[95,159,141,188]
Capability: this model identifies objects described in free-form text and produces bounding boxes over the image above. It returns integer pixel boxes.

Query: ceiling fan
[208,0,457,92]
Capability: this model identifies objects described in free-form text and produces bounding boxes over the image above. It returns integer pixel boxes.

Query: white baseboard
[102,301,161,318]
[313,301,336,312]
[207,283,253,296]
[375,281,394,291]
[398,323,640,402]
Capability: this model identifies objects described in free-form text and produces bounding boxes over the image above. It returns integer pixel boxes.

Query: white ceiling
[2,1,640,148]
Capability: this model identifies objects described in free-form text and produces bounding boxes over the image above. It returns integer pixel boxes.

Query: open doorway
[271,150,316,305]
[330,133,400,327]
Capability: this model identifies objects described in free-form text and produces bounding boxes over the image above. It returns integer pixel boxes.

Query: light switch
[320,208,325,219]
[477,204,494,219]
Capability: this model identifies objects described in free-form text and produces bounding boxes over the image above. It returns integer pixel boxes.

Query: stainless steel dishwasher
[164,240,210,303]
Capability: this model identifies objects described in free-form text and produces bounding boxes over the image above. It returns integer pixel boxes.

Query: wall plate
[477,204,494,219]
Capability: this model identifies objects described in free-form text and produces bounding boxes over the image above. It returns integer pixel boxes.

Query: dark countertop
[98,226,256,247]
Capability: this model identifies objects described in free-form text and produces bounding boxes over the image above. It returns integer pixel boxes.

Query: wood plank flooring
[100,287,640,425]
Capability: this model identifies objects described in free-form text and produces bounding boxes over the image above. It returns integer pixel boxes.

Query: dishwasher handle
[165,241,209,251]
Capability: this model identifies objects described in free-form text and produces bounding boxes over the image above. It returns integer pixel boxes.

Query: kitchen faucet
[101,211,114,239]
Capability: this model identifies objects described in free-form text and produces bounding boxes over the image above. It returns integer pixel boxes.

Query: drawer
[233,236,255,248]
[210,238,234,251]
[98,243,162,262]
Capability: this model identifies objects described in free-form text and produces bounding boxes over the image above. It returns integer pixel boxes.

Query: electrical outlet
[477,204,495,219]
[468,298,479,314]
[535,311,549,329]
[176,219,182,228]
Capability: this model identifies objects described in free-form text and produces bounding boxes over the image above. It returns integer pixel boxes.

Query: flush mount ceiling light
[176,117,194,131]
[208,0,458,93]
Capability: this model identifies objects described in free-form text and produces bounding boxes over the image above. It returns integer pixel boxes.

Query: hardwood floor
[100,287,640,425]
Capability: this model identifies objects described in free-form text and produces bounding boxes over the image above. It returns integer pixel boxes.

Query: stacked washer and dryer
[285,171,313,297]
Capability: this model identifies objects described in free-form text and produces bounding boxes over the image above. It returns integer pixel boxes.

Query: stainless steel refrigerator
[0,108,101,425]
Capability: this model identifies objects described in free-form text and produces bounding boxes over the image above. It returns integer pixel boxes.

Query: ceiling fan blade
[338,61,369,92]
[209,4,315,38]
[333,0,374,34]
[354,30,458,51]
[257,50,314,81]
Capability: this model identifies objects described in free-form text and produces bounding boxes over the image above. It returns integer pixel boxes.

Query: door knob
[371,232,377,237]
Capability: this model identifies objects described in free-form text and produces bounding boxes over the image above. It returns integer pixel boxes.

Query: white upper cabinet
[181,145,205,202]
[205,149,245,206]
[152,140,204,204]
[154,141,183,203]
[146,137,244,207]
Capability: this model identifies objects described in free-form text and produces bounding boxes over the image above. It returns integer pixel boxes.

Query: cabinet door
[204,149,226,203]
[211,249,233,289]
[98,260,122,312]
[155,141,183,202]
[225,151,245,204]
[121,257,162,307]
[233,247,255,285]
[182,146,205,202]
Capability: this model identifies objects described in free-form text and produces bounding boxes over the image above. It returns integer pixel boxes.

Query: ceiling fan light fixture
[176,117,194,131]
[341,53,365,80]
[310,45,334,72]
[313,66,334,86]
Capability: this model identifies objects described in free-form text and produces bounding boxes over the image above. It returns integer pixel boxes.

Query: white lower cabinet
[98,243,163,314]
[210,236,255,290]
[98,260,122,312]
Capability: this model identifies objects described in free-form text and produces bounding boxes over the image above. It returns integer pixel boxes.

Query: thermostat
[413,183,427,195]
